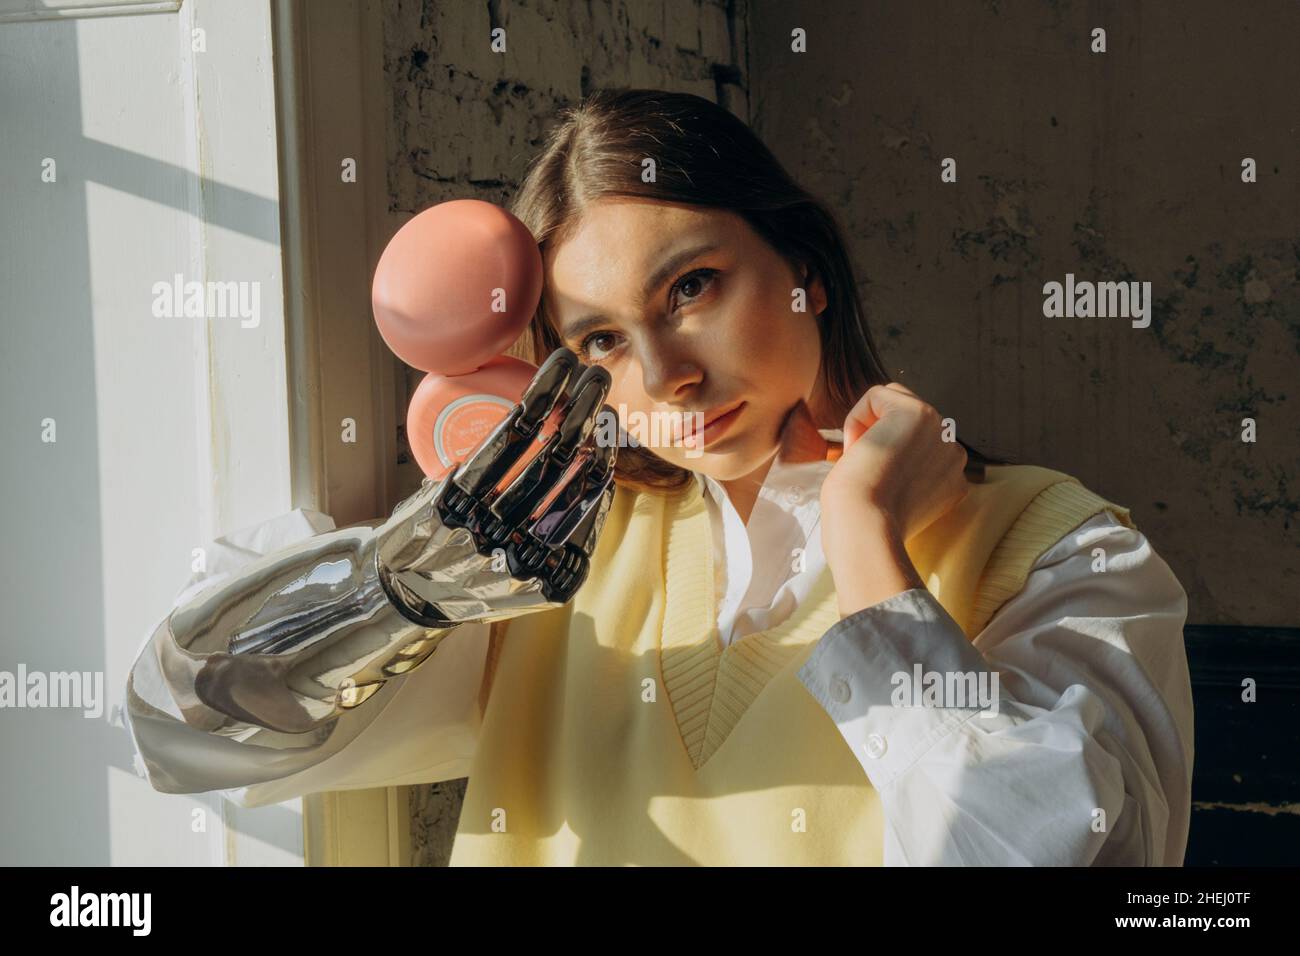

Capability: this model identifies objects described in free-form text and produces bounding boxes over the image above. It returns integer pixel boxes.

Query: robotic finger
[480,363,612,546]
[509,436,618,602]
[437,348,580,534]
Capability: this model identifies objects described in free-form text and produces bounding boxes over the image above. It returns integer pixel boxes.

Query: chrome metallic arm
[125,348,617,797]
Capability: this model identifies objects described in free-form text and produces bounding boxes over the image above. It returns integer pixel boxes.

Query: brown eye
[671,268,717,310]
[578,331,621,361]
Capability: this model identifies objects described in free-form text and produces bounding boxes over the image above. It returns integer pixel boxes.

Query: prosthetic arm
[125,349,616,796]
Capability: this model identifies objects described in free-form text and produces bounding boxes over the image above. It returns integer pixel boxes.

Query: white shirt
[700,442,834,649]
[701,435,1193,865]
[126,451,1195,866]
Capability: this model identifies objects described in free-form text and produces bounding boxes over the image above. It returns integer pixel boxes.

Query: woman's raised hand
[820,382,969,544]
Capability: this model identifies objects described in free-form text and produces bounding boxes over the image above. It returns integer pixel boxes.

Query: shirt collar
[697,427,843,521]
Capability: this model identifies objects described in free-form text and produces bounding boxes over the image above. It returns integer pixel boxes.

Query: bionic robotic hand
[127,348,616,759]
[377,347,616,631]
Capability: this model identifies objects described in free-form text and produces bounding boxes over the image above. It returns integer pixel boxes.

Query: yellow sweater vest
[448,464,1133,866]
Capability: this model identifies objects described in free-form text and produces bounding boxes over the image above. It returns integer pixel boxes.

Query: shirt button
[829,675,851,704]
[783,486,805,506]
[864,733,888,759]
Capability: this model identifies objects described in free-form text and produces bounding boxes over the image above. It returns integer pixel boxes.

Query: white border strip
[0,1,182,24]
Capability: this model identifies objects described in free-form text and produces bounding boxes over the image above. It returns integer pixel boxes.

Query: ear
[802,264,828,316]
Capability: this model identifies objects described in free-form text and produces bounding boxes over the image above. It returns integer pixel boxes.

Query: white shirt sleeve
[123,508,487,809]
[796,511,1194,865]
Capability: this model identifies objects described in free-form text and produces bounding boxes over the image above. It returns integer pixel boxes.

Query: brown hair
[506,88,1006,494]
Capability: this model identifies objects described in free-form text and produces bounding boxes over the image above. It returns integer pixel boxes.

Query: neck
[718,389,835,525]
[720,450,778,526]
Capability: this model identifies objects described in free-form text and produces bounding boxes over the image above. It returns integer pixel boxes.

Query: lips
[674,400,744,444]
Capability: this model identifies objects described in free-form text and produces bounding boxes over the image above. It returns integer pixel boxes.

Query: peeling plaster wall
[382,0,1297,865]
[749,0,1299,628]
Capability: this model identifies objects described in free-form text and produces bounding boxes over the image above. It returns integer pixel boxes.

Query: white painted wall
[0,0,306,865]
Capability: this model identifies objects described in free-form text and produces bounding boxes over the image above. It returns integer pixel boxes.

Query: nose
[637,336,703,404]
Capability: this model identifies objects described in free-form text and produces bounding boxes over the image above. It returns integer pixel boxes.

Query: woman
[125,89,1193,866]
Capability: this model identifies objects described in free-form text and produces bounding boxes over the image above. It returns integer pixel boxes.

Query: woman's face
[544,199,826,483]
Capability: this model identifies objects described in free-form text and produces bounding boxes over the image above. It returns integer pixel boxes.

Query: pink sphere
[372,200,543,375]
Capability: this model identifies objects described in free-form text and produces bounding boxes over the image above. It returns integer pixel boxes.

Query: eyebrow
[559,241,721,342]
